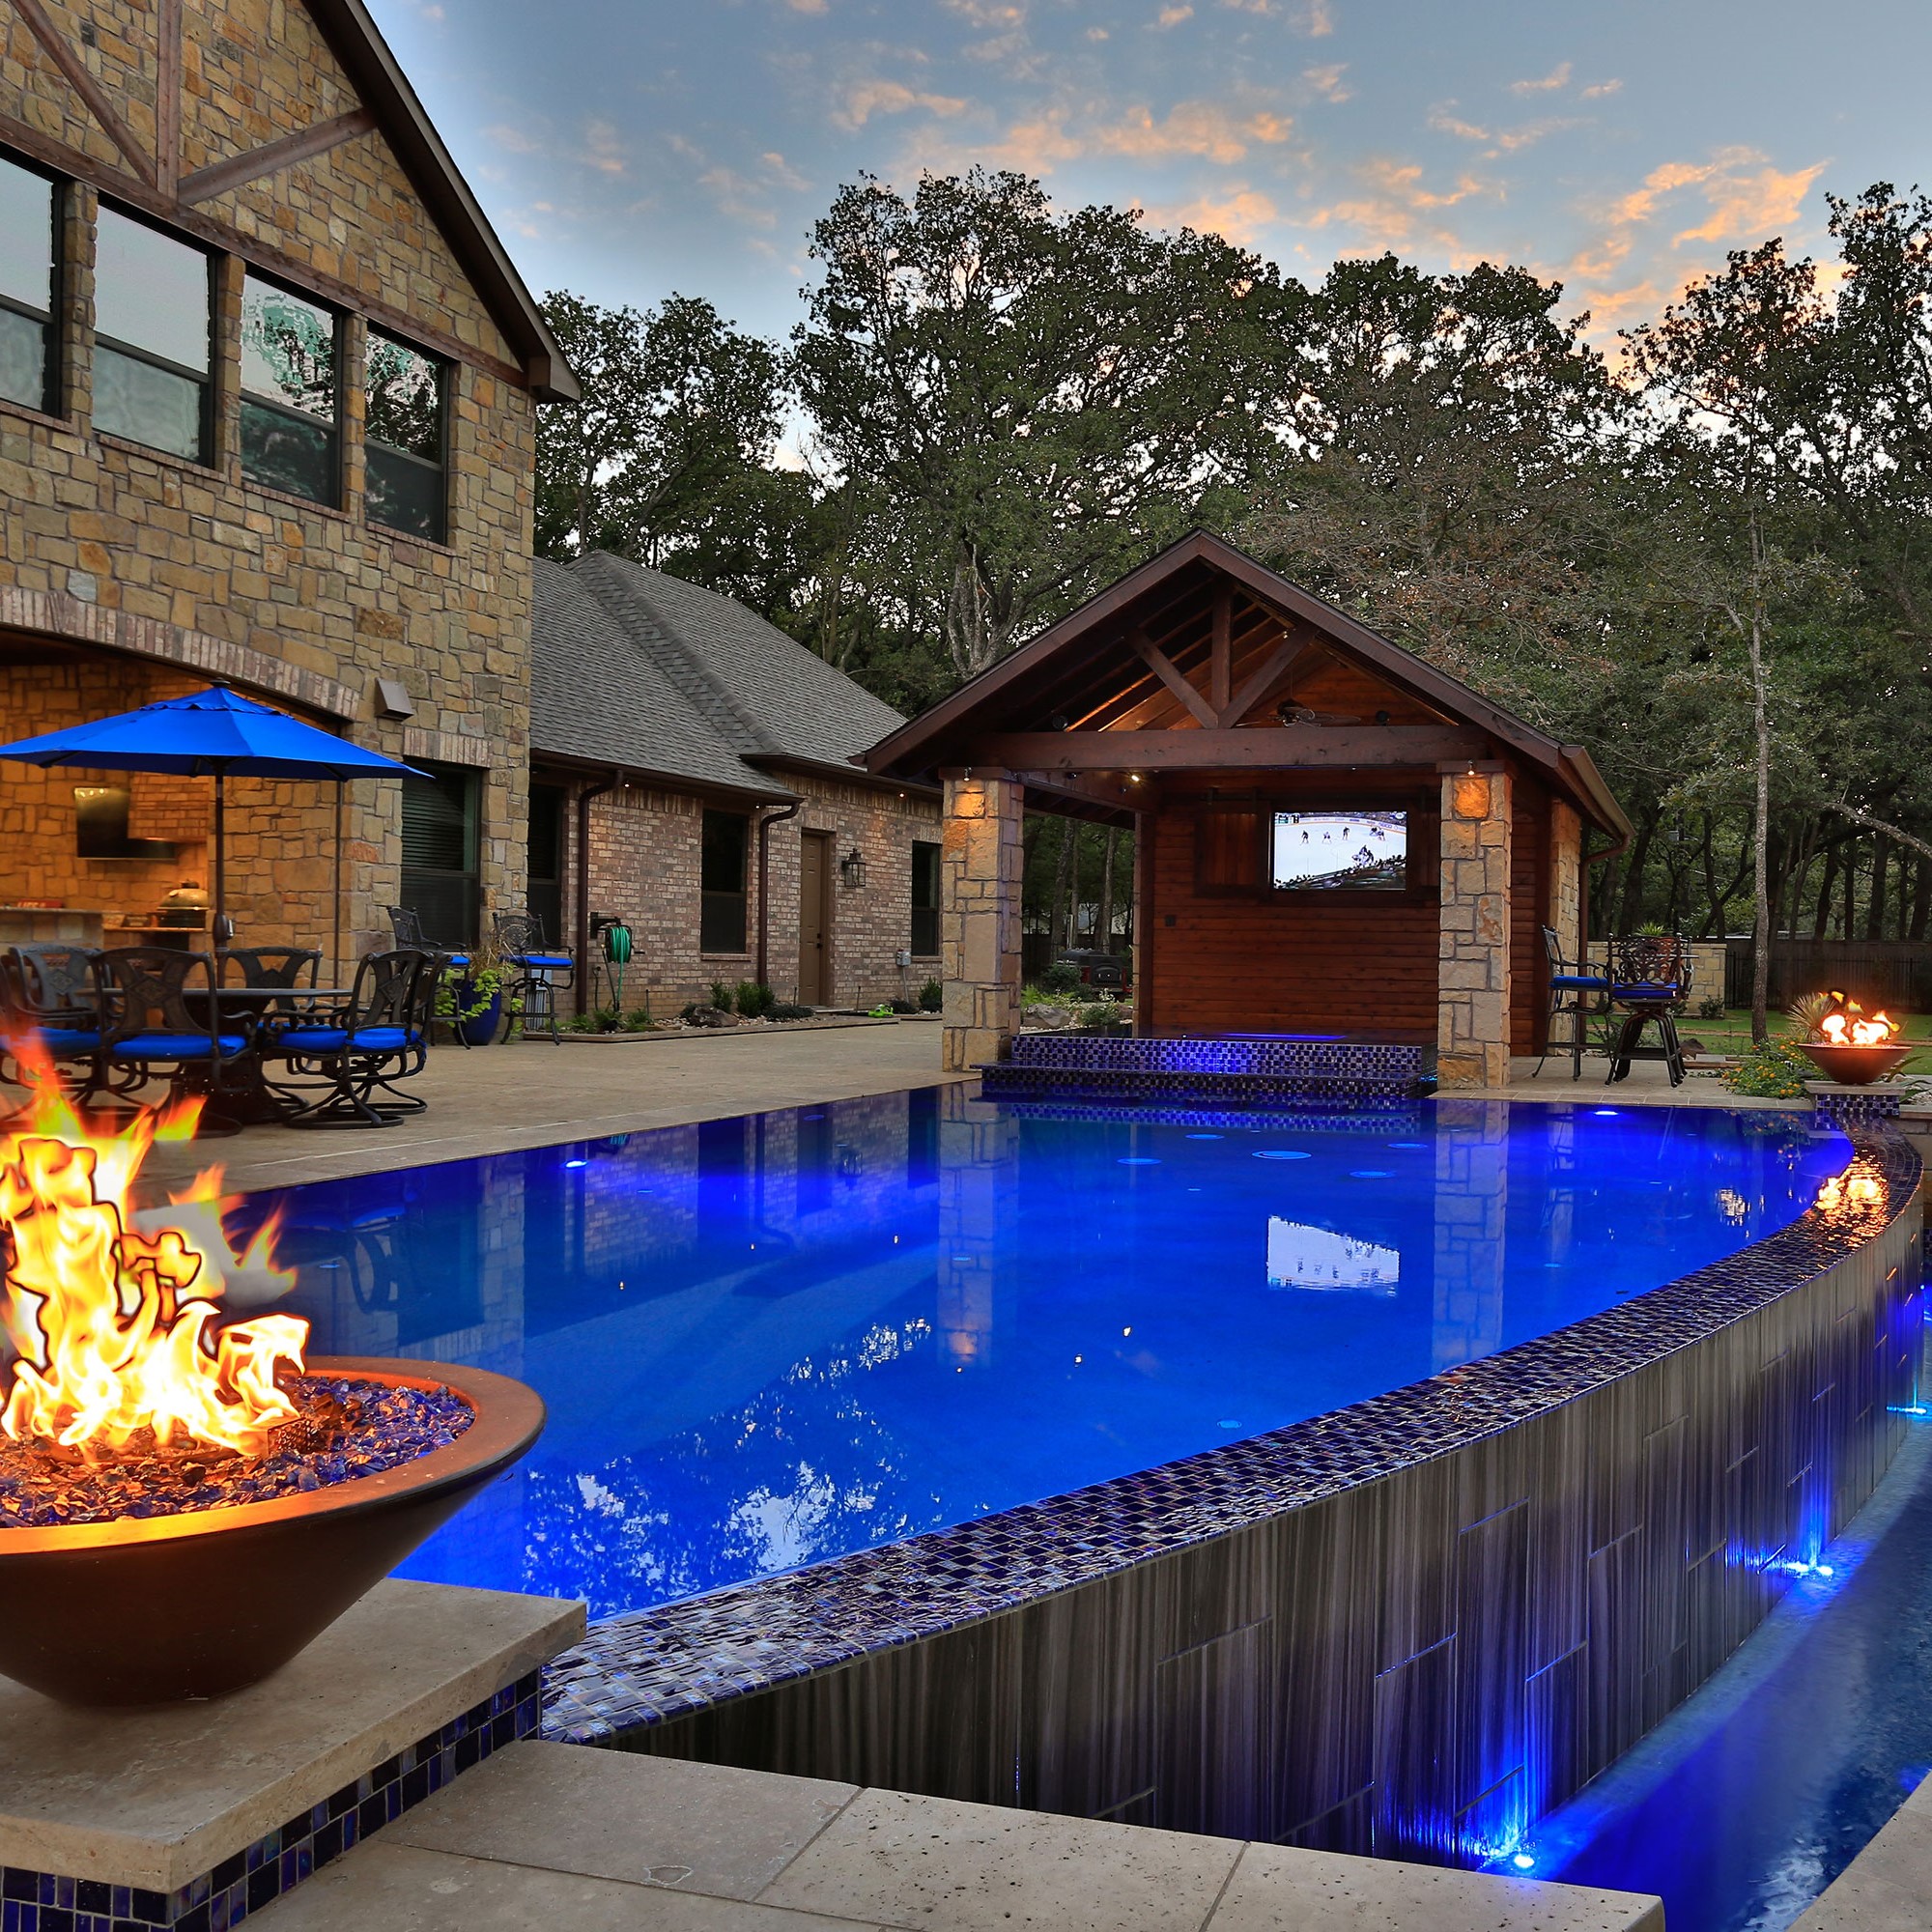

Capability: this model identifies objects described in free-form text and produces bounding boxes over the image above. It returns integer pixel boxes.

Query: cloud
[579,119,626,177]
[1296,0,1334,35]
[1427,106,1578,154]
[1580,77,1622,99]
[1295,157,1493,260]
[833,79,969,129]
[780,0,828,12]
[699,165,779,228]
[1143,186,1281,245]
[1101,99,1293,162]
[760,150,811,191]
[1671,156,1826,244]
[1510,61,1572,95]
[485,122,542,155]
[1303,63,1350,103]
[1152,4,1194,24]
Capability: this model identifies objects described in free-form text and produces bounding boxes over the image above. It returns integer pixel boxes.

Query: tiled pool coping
[542,1114,1922,1746]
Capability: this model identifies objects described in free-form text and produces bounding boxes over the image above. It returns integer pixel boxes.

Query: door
[799,831,834,1005]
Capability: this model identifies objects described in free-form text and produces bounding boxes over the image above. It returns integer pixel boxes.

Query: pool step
[979,1033,1435,1106]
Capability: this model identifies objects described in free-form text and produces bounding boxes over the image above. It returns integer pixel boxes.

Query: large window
[911,839,941,956]
[241,271,339,505]
[699,810,748,954]
[92,206,211,460]
[0,153,57,413]
[366,329,446,541]
[401,760,479,946]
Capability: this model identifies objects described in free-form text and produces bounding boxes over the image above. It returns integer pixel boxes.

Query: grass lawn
[1678,1006,1932,1074]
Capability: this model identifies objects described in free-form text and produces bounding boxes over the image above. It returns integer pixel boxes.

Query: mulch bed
[0,1375,473,1529]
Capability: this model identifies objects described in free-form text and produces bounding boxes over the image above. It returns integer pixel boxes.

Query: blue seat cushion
[442,953,472,969]
[273,1026,420,1054]
[23,1027,100,1055]
[510,953,573,969]
[1612,981,1680,1000]
[1548,974,1608,990]
[110,1033,246,1059]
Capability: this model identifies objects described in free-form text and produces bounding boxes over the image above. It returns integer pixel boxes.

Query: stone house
[530,553,944,1014]
[0,0,573,965]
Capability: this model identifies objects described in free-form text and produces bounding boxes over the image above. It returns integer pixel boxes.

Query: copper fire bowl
[1796,1041,1914,1087]
[0,1357,544,1706]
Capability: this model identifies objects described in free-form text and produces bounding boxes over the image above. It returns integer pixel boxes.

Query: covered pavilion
[862,531,1631,1088]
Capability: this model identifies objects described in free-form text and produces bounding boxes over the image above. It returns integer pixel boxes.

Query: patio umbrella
[0,682,425,979]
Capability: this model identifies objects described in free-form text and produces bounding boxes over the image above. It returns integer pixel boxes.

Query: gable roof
[530,554,920,799]
[303,0,577,400]
[864,528,1630,840]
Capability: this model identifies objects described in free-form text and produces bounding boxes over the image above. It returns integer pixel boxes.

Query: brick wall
[0,0,538,959]
[548,768,943,1013]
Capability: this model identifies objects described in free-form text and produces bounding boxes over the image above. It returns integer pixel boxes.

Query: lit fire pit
[0,1080,542,1704]
[1795,991,1913,1087]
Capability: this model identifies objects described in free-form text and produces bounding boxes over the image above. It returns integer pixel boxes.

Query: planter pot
[453,987,502,1046]
[0,1358,544,1705]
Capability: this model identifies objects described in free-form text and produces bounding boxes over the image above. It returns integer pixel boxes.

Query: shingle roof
[529,554,910,796]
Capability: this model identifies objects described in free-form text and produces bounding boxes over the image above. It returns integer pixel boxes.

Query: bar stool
[1537,924,1610,1078]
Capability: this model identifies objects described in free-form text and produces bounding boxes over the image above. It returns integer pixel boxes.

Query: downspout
[756,799,803,989]
[574,770,618,1015]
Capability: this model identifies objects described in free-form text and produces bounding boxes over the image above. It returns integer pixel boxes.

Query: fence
[1723,939,1932,1012]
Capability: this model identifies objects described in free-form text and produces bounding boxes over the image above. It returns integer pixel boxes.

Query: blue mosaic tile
[977,1035,1435,1106]
[0,1671,542,1926]
[542,1124,1923,1747]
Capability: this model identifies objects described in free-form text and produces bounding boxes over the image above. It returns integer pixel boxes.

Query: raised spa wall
[547,1118,1924,1869]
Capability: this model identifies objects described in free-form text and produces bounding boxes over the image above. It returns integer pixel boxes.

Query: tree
[794,170,1301,679]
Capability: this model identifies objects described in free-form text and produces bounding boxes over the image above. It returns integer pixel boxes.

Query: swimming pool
[251,1091,1853,1621]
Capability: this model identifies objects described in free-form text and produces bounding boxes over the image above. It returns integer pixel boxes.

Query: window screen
[93,206,211,460]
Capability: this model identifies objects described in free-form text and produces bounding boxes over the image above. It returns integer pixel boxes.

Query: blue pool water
[244,1094,1851,1619]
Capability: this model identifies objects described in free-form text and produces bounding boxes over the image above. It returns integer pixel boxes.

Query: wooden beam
[155,0,180,197]
[1012,769,1144,819]
[973,725,1486,772]
[1128,627,1217,729]
[1217,633,1311,729]
[178,108,377,204]
[7,0,156,184]
[1209,587,1232,718]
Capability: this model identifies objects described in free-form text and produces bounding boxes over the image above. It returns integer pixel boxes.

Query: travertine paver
[389,1743,859,1901]
[1792,1765,1932,1930]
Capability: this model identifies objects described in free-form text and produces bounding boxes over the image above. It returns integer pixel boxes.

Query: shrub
[709,980,732,1011]
[1721,1039,1816,1099]
[769,1001,813,1021]
[1697,995,1724,1021]
[735,980,777,1018]
[1040,960,1079,996]
[918,978,943,1011]
[623,1007,657,1032]
[1077,1002,1120,1029]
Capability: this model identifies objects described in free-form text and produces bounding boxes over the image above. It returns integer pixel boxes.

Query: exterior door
[799,832,834,1005]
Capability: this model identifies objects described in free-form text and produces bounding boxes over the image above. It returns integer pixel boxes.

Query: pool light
[1593,1108,1619,1117]
[564,1158,588,1169]
[1512,1853,1536,1872]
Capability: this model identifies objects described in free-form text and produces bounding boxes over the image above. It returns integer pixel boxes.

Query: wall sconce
[838,846,867,889]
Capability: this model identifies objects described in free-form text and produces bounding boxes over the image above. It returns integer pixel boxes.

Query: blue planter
[452,986,502,1046]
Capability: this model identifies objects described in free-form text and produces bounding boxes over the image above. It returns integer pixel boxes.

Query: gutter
[755,800,804,989]
[573,769,619,1014]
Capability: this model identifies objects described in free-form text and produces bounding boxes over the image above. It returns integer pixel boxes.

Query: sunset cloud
[1152,4,1195,26]
[1510,62,1572,95]
[833,78,970,129]
[1428,106,1579,155]
[1303,63,1351,103]
[1142,185,1281,245]
[1580,78,1622,99]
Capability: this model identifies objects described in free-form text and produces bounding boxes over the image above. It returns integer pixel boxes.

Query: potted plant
[434,936,518,1046]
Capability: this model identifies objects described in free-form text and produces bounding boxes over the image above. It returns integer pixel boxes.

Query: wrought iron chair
[492,911,574,1044]
[0,945,109,1097]
[96,948,258,1112]
[261,948,435,1128]
[1535,924,1610,1079]
[386,906,476,1047]
[1605,933,1690,1087]
[219,946,322,1019]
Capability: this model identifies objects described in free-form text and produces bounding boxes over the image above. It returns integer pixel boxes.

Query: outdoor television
[1271,810,1406,892]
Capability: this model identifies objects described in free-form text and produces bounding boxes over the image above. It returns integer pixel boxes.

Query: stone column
[1437,766,1513,1088]
[937,1088,1018,1369]
[1548,798,1582,958]
[940,768,1025,1073]
[1432,1097,1509,1371]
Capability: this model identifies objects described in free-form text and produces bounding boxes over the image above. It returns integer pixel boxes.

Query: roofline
[302,0,579,401]
[864,527,1632,840]
[746,753,941,801]
[530,749,794,808]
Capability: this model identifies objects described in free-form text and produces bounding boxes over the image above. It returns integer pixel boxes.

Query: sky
[366,0,1932,355]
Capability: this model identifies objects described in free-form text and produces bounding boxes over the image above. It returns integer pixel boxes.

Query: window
[401,760,479,946]
[241,271,339,504]
[699,810,748,953]
[0,152,57,413]
[911,840,941,956]
[92,206,212,460]
[366,329,446,541]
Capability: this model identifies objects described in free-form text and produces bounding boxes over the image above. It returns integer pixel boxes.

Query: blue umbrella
[0,683,424,972]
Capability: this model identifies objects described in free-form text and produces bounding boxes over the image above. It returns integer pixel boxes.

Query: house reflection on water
[245,1091,1843,1620]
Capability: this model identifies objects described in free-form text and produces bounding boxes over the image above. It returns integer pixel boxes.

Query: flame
[1820,1009,1896,1048]
[0,1064,305,1456]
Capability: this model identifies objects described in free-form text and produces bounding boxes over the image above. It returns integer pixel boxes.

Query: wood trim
[178,109,377,205]
[1128,627,1217,729]
[1208,586,1231,717]
[1217,633,1309,730]
[6,0,156,184]
[974,725,1486,773]
[0,113,528,388]
[155,0,181,198]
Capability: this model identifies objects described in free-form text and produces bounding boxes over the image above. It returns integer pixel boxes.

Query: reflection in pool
[247,1094,1851,1620]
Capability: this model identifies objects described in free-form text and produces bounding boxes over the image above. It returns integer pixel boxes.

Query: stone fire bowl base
[0,1358,544,1706]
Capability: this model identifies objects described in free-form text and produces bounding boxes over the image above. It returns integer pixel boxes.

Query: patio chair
[0,945,109,1098]
[262,948,435,1128]
[219,946,322,1019]
[1605,933,1690,1087]
[386,906,475,1048]
[492,912,574,1044]
[97,948,258,1113]
[1535,924,1610,1080]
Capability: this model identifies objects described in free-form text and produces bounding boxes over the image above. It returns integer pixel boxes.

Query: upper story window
[366,329,447,542]
[911,840,941,956]
[240,271,339,505]
[0,152,58,414]
[92,205,212,462]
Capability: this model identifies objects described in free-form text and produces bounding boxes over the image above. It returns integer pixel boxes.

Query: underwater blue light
[563,1158,588,1169]
[1185,1133,1224,1140]
[1512,1853,1537,1871]
[1255,1150,1311,1160]
[1594,1108,1620,1116]
[1350,1169,1392,1179]
[1118,1156,1160,1166]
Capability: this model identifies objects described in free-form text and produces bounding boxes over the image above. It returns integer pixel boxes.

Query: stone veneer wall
[940,770,1025,1072]
[1,0,540,956]
[1438,768,1514,1086]
[551,768,942,1012]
